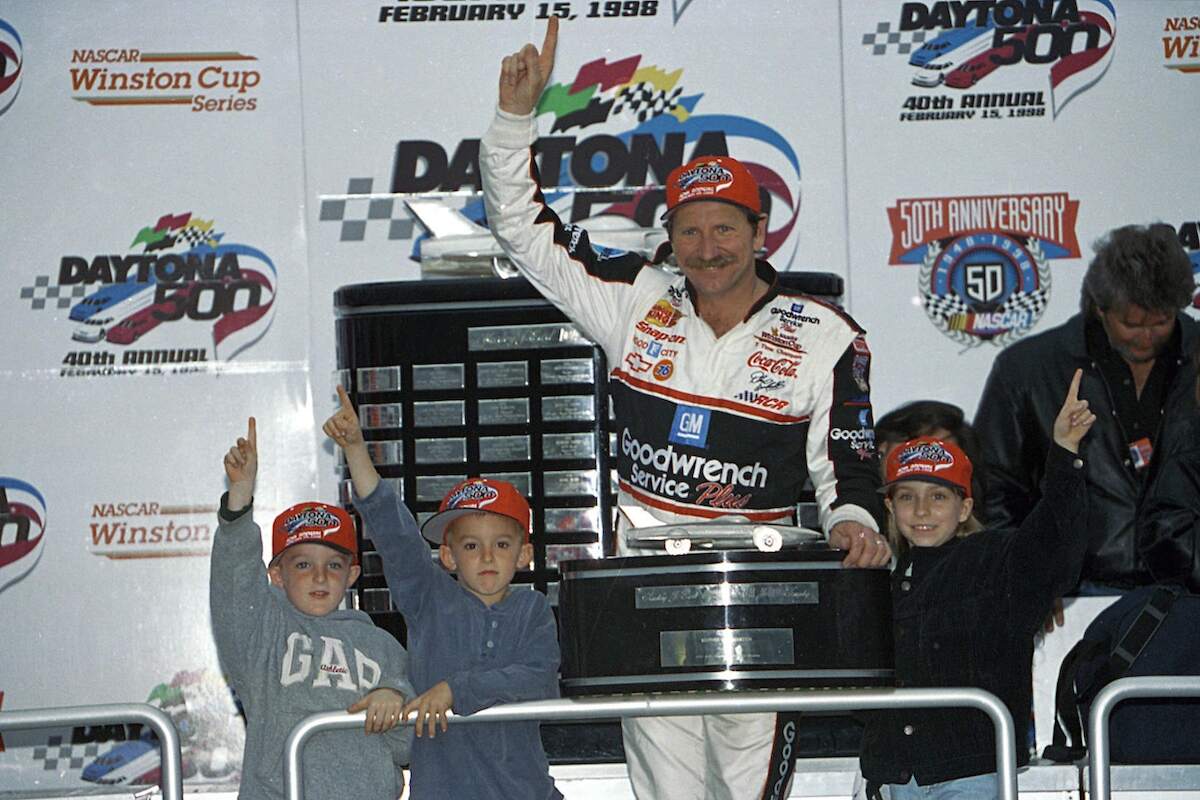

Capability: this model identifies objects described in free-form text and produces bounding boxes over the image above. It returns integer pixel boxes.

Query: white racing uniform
[481,107,881,800]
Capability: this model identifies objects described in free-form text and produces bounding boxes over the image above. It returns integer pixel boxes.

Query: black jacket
[1138,415,1200,591]
[975,312,1198,588]
[860,446,1088,786]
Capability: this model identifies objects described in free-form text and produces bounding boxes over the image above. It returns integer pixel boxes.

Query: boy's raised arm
[324,385,380,499]
[325,386,441,619]
[224,416,257,512]
[211,416,274,682]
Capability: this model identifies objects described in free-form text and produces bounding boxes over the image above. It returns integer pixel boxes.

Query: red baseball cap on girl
[421,477,532,545]
[271,501,358,563]
[882,436,973,498]
[662,155,762,220]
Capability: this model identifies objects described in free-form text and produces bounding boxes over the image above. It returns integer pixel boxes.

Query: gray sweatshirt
[210,497,414,800]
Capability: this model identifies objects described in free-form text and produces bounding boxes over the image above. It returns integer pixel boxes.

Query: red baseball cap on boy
[882,436,973,498]
[661,155,762,220]
[420,477,531,545]
[271,501,358,563]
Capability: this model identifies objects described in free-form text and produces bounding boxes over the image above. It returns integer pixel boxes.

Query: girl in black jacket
[861,370,1095,800]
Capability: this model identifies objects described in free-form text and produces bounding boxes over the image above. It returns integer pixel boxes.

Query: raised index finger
[337,384,355,415]
[539,16,558,72]
[247,416,257,449]
[1066,367,1083,404]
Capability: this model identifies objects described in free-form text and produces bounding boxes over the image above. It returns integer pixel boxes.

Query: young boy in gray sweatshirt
[211,417,415,800]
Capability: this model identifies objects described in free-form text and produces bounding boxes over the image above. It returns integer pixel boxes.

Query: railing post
[1087,676,1200,800]
[0,702,183,800]
[284,688,1017,800]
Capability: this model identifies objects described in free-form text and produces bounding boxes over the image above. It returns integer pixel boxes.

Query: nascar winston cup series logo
[862,0,1116,120]
[19,212,277,377]
[887,193,1081,347]
[0,478,47,596]
[0,18,23,117]
[1163,13,1200,74]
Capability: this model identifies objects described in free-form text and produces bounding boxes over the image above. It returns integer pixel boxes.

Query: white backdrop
[843,0,1200,414]
[1,0,1198,792]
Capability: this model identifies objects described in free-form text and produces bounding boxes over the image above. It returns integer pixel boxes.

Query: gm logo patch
[669,405,710,448]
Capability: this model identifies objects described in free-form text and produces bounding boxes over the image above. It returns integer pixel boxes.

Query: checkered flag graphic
[1006,289,1049,317]
[612,82,684,122]
[861,21,929,55]
[19,275,87,310]
[924,288,1049,325]
[921,290,969,319]
[318,178,415,242]
[31,735,100,771]
[178,226,208,247]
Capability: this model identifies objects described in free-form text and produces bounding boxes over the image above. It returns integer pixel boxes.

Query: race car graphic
[407,198,668,278]
[69,278,157,343]
[945,26,1035,88]
[82,670,243,786]
[909,14,996,87]
[81,733,196,785]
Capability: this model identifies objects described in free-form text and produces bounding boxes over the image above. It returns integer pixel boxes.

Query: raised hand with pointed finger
[498,17,558,116]
[1052,368,1096,455]
[323,385,365,449]
[224,417,257,512]
[324,385,381,498]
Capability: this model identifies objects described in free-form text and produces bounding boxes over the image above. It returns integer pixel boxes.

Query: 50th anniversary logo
[887,192,1081,348]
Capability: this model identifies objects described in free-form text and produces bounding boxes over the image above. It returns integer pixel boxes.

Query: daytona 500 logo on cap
[444,480,499,510]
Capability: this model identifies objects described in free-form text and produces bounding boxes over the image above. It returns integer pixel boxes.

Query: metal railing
[0,702,183,800]
[1087,676,1200,800]
[285,687,1017,800]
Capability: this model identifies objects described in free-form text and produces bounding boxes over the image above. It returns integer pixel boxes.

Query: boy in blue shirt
[325,387,563,799]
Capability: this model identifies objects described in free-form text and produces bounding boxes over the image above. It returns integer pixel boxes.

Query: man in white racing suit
[482,19,890,800]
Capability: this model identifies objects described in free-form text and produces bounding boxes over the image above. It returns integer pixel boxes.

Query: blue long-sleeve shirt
[355,481,562,800]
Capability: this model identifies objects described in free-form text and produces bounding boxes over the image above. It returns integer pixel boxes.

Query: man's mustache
[685,256,734,269]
